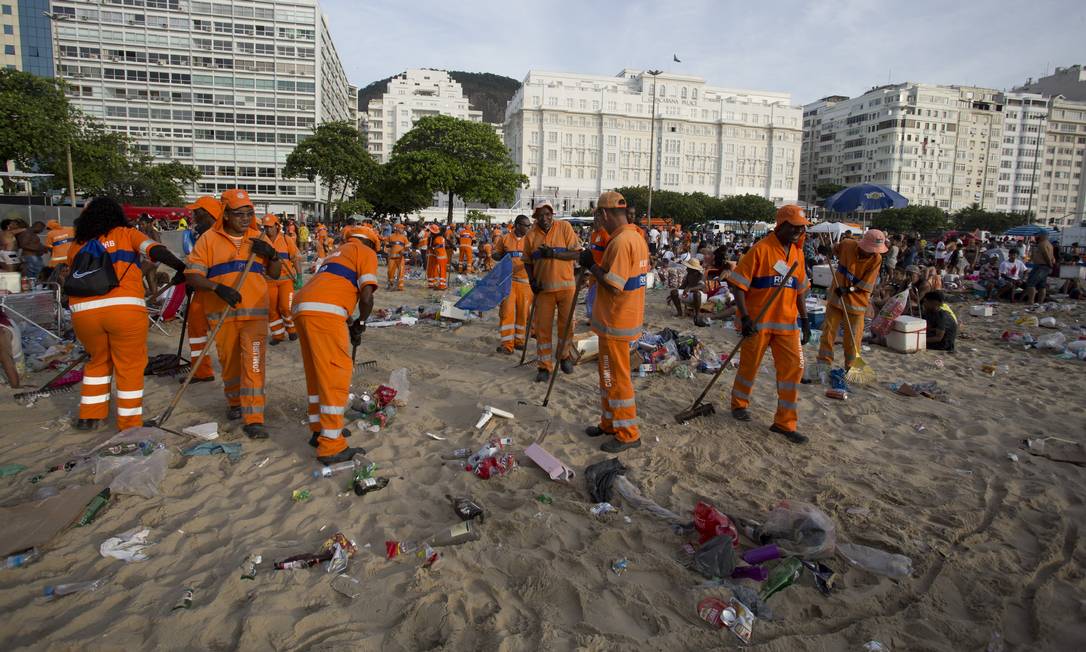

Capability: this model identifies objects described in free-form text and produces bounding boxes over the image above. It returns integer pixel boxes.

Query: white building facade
[364,69,483,163]
[50,0,352,218]
[503,69,802,215]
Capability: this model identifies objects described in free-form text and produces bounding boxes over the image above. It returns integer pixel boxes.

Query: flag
[673,54,681,63]
[454,255,512,312]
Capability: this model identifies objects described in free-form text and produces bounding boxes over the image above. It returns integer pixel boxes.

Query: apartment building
[49,0,352,217]
[503,69,802,214]
[363,69,484,163]
[1015,65,1086,103]
[1034,96,1086,226]
[2,0,52,74]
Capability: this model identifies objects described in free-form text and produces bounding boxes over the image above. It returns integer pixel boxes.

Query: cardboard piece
[0,483,107,557]
[571,333,599,365]
[439,300,472,321]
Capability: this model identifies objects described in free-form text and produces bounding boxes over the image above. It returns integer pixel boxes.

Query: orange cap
[350,225,381,246]
[775,205,810,227]
[428,224,440,234]
[46,219,61,230]
[221,188,254,210]
[597,191,627,209]
[262,214,280,227]
[185,196,224,221]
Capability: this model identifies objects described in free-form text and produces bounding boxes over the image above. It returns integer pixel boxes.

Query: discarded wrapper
[181,422,219,441]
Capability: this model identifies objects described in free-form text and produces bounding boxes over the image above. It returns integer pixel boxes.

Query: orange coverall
[725,232,810,432]
[186,224,271,425]
[818,239,881,368]
[458,228,475,272]
[494,232,532,352]
[267,231,299,342]
[426,233,448,290]
[293,239,379,459]
[591,224,649,443]
[46,225,75,268]
[186,292,215,380]
[385,230,408,290]
[68,227,161,431]
[523,220,582,372]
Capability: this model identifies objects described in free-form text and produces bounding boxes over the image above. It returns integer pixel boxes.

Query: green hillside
[355,70,520,124]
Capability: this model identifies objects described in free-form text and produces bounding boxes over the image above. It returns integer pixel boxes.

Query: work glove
[250,238,276,261]
[536,244,555,259]
[170,269,187,287]
[834,285,852,297]
[214,283,242,308]
[799,317,811,346]
[529,278,542,295]
[740,315,755,337]
[578,248,595,270]
[349,319,366,347]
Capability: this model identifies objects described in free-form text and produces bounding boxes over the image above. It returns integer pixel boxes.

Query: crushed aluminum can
[240,554,262,580]
[590,502,618,518]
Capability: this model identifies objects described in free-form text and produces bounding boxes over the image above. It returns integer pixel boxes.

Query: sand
[1,272,1084,651]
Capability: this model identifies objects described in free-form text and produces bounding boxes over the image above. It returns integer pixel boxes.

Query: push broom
[675,262,798,423]
[830,269,875,384]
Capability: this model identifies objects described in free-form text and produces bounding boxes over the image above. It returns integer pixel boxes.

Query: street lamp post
[645,70,662,224]
[43,11,76,208]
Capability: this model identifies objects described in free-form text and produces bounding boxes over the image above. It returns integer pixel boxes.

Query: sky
[322,0,1085,106]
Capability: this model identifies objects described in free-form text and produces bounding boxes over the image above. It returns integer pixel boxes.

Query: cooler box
[1059,264,1086,280]
[970,305,993,317]
[811,264,833,288]
[887,316,926,354]
[0,272,20,293]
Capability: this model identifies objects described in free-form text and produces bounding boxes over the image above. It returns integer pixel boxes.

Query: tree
[649,190,704,226]
[870,205,948,234]
[390,115,526,224]
[953,204,1028,234]
[363,158,437,219]
[0,69,73,186]
[613,186,650,216]
[465,209,493,224]
[719,194,777,234]
[570,208,594,217]
[284,121,377,219]
[814,182,846,203]
[42,113,129,197]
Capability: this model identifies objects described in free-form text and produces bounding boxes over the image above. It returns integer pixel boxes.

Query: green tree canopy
[814,182,846,202]
[363,158,436,218]
[952,204,1028,234]
[390,115,526,223]
[719,194,777,234]
[284,121,377,217]
[0,69,73,179]
[870,205,949,234]
[612,186,650,216]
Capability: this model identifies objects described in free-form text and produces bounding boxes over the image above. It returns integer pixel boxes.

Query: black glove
[799,317,811,345]
[349,319,366,347]
[529,277,542,295]
[170,269,187,287]
[250,238,276,261]
[834,285,852,297]
[536,244,554,259]
[740,316,755,337]
[578,248,595,270]
[214,283,242,308]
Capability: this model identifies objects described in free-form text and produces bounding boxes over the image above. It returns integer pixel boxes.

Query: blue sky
[323,0,1085,105]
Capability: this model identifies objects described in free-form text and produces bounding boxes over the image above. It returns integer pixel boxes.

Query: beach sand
[1,273,1083,651]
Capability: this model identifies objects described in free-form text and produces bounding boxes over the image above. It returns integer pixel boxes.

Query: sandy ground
[0,266,1084,651]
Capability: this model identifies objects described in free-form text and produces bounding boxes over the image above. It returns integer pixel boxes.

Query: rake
[13,352,90,403]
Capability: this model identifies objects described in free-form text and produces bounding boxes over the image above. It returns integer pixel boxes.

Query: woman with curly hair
[66,197,186,431]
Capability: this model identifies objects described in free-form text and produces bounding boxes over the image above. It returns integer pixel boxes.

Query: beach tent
[808,221,865,243]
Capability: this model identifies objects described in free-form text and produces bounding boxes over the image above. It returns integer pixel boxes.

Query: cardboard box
[970,305,994,317]
[811,264,833,288]
[571,333,599,364]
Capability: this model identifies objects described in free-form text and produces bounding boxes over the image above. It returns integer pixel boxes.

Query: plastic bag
[693,534,737,579]
[95,447,171,498]
[837,542,912,578]
[388,368,410,405]
[1036,332,1066,352]
[760,500,836,559]
[870,290,909,337]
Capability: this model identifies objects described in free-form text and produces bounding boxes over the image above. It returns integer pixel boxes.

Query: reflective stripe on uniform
[117,407,143,416]
[321,428,342,439]
[116,389,143,399]
[776,381,799,391]
[608,397,636,408]
[81,394,110,404]
[777,399,798,410]
[320,405,345,415]
[589,316,642,339]
[293,302,348,318]
[188,336,208,345]
[731,388,750,400]
[612,417,639,428]
[758,322,799,331]
[70,296,146,313]
[83,375,112,385]
[308,395,319,403]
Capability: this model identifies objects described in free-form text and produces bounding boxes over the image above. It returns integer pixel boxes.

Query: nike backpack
[63,238,119,297]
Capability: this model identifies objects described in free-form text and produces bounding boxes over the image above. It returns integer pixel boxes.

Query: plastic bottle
[441,448,472,460]
[466,437,513,467]
[352,476,390,496]
[273,552,333,570]
[77,488,111,526]
[760,558,802,600]
[97,441,150,457]
[429,520,481,547]
[837,542,913,578]
[44,578,105,600]
[5,548,40,569]
[312,454,375,479]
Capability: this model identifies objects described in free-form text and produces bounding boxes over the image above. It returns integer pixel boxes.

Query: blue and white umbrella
[1003,224,1058,238]
[824,183,909,213]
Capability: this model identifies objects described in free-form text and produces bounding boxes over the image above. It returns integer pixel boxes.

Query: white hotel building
[503,70,802,214]
[49,0,352,217]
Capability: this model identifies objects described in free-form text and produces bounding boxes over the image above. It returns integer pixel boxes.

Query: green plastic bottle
[77,488,111,527]
[760,557,802,601]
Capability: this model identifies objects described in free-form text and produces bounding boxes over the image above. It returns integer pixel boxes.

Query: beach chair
[148,283,185,335]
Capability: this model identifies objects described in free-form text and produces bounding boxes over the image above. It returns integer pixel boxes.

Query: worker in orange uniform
[579,192,648,453]
[66,197,187,431]
[45,220,75,271]
[493,214,533,354]
[262,214,301,345]
[293,225,378,463]
[425,224,448,290]
[817,229,887,368]
[726,205,812,445]
[458,224,475,273]
[341,218,365,241]
[314,223,328,259]
[385,223,409,290]
[185,189,281,439]
[523,200,583,382]
[182,196,222,383]
[584,211,611,323]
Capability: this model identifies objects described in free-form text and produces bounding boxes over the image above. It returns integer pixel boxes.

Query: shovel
[675,262,798,423]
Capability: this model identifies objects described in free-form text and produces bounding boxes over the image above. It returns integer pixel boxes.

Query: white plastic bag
[1036,332,1066,352]
[95,447,171,498]
[100,527,152,562]
[388,368,410,405]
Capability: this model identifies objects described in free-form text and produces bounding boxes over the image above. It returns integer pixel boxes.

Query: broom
[830,269,875,384]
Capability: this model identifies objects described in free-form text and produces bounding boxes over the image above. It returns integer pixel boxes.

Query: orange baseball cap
[775,205,810,227]
[350,225,381,245]
[262,214,280,227]
[185,196,224,220]
[428,224,440,234]
[221,189,254,210]
[597,191,627,209]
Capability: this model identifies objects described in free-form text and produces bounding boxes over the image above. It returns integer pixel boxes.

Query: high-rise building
[363,69,484,163]
[798,95,846,205]
[1033,96,1086,226]
[503,69,802,215]
[1,1,53,74]
[49,0,352,217]
[994,92,1047,216]
[1015,65,1086,103]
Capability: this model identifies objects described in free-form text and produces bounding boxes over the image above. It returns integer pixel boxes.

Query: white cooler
[970,305,993,317]
[811,264,833,288]
[887,316,926,353]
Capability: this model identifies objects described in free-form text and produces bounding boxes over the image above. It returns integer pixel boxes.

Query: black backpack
[63,238,120,297]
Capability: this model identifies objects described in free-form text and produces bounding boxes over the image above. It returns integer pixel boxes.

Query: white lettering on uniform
[251,340,261,373]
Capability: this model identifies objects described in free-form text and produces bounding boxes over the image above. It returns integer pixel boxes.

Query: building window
[2,25,11,35]
[1,5,11,16]
[3,45,15,55]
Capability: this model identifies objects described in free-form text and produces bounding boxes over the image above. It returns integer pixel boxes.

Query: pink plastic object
[523,443,576,481]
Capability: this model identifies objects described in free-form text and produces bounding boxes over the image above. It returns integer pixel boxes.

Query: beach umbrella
[1003,224,1057,237]
[823,183,909,213]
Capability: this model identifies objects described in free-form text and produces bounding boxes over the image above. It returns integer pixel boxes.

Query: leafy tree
[570,208,594,217]
[650,190,704,226]
[613,186,650,216]
[870,205,949,234]
[953,204,1028,234]
[334,197,373,219]
[42,113,129,197]
[719,194,777,234]
[814,182,846,202]
[363,158,436,218]
[0,69,73,186]
[465,209,493,224]
[284,121,377,215]
[390,115,526,224]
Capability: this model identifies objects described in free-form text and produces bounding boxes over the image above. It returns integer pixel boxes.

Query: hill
[355,70,520,124]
